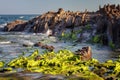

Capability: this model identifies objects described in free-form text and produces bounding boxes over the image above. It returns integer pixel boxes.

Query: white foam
[0,23,7,28]
[0,41,11,44]
[19,40,34,46]
[46,29,52,36]
[19,16,24,19]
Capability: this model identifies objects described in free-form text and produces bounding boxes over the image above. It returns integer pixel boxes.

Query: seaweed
[1,49,120,79]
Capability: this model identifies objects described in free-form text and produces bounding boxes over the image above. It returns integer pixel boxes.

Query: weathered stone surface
[96,4,120,48]
[75,46,92,61]
[4,20,26,31]
[4,8,90,35]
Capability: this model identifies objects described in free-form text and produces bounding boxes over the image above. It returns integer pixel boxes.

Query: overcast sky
[0,0,119,14]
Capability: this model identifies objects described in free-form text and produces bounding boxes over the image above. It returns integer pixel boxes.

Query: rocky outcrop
[4,8,93,35]
[75,46,92,61]
[4,20,26,31]
[96,4,120,48]
[3,4,120,48]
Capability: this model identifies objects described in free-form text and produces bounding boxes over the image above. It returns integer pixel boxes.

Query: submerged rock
[34,42,55,51]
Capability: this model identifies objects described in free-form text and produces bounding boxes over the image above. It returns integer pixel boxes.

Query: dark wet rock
[34,42,43,47]
[34,42,55,51]
[75,46,92,61]
[22,44,29,47]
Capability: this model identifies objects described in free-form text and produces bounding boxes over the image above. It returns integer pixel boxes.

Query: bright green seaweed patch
[0,61,4,68]
[1,49,120,79]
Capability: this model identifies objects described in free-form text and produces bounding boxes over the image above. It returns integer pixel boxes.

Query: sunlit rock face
[4,8,91,35]
[4,20,26,31]
[3,4,120,48]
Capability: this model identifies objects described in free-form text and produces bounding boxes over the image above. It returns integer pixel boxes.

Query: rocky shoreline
[3,4,120,49]
[0,4,120,80]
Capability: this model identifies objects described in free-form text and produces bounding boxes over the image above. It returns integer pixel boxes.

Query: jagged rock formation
[96,4,120,48]
[3,4,120,48]
[4,8,94,35]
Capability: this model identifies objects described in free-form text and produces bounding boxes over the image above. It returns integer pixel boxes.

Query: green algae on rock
[0,61,4,68]
[1,49,120,79]
[6,50,95,75]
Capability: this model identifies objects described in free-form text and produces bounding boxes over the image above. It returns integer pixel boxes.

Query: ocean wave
[0,23,7,28]
[19,16,24,19]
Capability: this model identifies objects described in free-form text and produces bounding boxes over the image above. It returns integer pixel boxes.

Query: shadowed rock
[96,4,120,48]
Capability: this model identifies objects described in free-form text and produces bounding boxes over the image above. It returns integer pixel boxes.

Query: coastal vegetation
[0,49,120,79]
